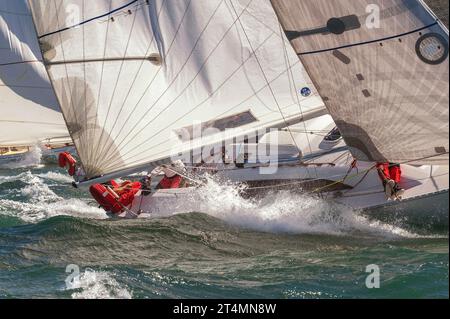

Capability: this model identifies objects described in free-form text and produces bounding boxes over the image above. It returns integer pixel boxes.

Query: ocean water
[0,152,448,299]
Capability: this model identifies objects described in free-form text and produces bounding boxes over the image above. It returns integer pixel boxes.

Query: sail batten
[271,0,449,165]
[28,0,325,179]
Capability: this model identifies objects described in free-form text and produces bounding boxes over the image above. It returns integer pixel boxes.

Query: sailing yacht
[0,0,74,164]
[25,0,448,222]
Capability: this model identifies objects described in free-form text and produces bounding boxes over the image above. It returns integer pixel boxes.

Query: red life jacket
[157,175,184,189]
[58,152,77,176]
[376,163,402,183]
[90,180,141,214]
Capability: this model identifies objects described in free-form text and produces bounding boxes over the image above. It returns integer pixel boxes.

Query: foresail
[28,0,324,179]
[0,0,69,147]
[271,0,449,165]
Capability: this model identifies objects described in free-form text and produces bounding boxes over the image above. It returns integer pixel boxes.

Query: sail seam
[298,22,438,56]
[38,0,139,39]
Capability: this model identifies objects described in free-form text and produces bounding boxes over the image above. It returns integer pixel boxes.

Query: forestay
[271,0,449,165]
[0,0,69,146]
[28,0,325,179]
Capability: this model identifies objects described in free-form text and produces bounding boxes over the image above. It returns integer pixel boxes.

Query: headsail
[28,0,325,179]
[0,0,69,147]
[271,0,449,164]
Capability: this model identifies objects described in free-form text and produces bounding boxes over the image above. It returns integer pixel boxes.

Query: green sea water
[0,153,448,299]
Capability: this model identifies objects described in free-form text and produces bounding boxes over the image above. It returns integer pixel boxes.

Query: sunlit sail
[28,0,325,180]
[0,0,70,147]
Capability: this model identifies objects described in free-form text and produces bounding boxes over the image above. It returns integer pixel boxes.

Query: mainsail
[0,0,69,146]
[271,0,449,164]
[28,0,325,179]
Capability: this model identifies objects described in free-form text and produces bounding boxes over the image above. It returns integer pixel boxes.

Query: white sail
[0,0,69,147]
[271,0,449,165]
[27,0,325,179]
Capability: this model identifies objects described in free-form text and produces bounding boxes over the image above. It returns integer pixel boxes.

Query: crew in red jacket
[376,163,405,200]
[156,161,188,190]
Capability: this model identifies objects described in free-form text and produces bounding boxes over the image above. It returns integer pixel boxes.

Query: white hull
[120,162,448,226]
[115,115,448,225]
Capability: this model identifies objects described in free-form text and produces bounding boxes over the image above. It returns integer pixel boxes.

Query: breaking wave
[158,176,443,239]
[67,269,132,299]
[0,147,43,170]
[0,170,445,238]
[0,170,106,223]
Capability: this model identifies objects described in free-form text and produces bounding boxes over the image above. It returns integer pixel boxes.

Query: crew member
[376,162,405,200]
[155,160,189,190]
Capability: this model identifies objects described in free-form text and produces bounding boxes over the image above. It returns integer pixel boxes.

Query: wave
[0,147,43,170]
[0,170,106,223]
[0,198,107,223]
[67,269,132,299]
[37,171,74,184]
[169,176,443,239]
[0,168,445,238]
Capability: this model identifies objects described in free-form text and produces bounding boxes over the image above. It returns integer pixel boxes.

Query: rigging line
[93,0,169,166]
[223,1,274,113]
[0,120,66,125]
[98,0,195,162]
[88,0,114,169]
[82,0,88,172]
[310,165,376,195]
[38,0,140,39]
[229,1,303,163]
[279,26,312,182]
[309,152,450,195]
[279,22,318,179]
[0,60,41,67]
[91,6,140,169]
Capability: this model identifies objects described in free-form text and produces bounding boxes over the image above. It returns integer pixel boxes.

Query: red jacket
[157,175,185,189]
